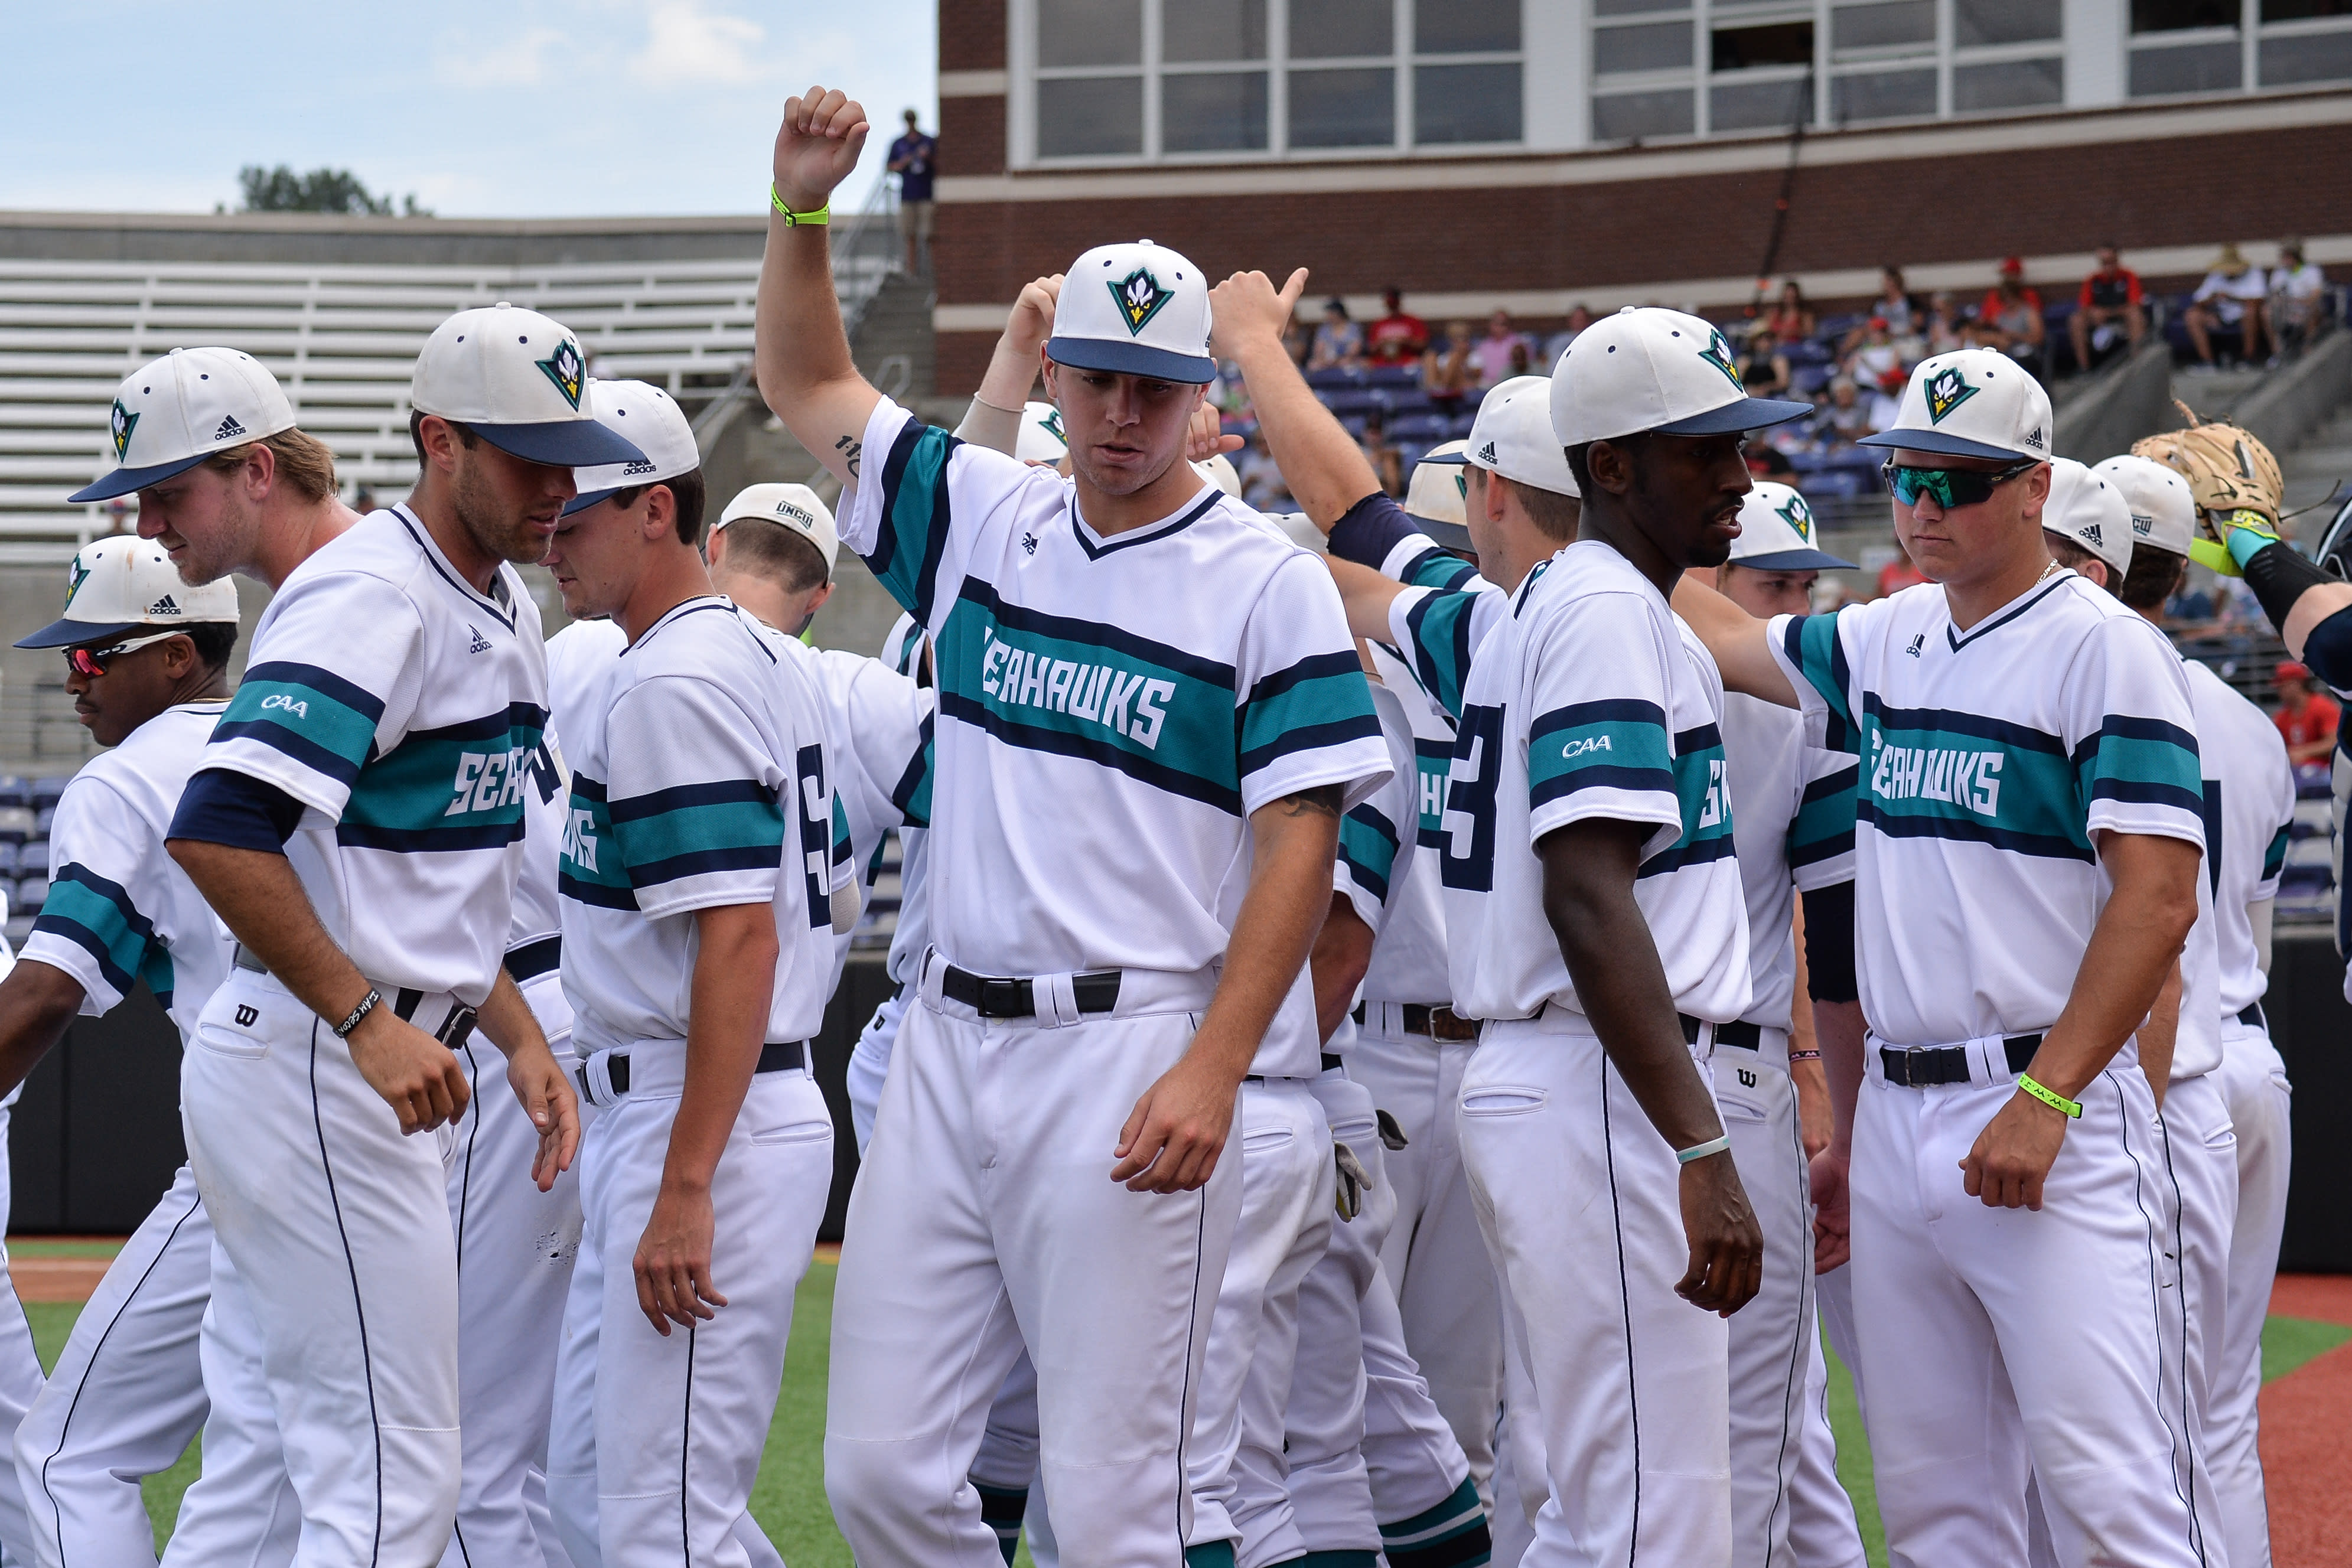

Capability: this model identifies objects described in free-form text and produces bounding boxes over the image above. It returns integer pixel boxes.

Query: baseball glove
[2131,402,2285,575]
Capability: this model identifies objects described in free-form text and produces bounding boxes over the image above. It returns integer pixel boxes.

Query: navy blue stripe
[630,599,758,659]
[608,778,776,823]
[868,419,957,626]
[1069,488,1220,560]
[1530,764,1676,807]
[1325,490,1420,570]
[939,690,1244,814]
[890,712,935,827]
[1802,764,1858,804]
[210,719,365,787]
[27,915,138,996]
[1638,833,1738,876]
[1238,713,1385,781]
[558,872,639,909]
[2093,713,2201,752]
[1243,649,1361,706]
[1859,800,2097,862]
[403,706,547,746]
[1861,694,2068,754]
[1788,828,1856,867]
[571,774,607,802]
[1402,591,1474,719]
[1338,847,1392,903]
[2090,779,2207,815]
[1946,576,2071,650]
[1529,698,1665,740]
[628,844,783,887]
[335,820,527,853]
[240,660,387,725]
[958,576,1237,689]
[2203,780,2225,898]
[1674,723,1723,754]
[394,508,516,633]
[45,862,154,939]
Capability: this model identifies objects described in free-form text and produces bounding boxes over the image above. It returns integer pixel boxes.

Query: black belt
[2237,1002,2266,1030]
[504,936,561,984]
[1250,1054,1346,1087]
[1879,1034,2041,1088]
[1350,1002,1478,1043]
[586,1039,807,1100]
[940,963,1121,1019]
[390,988,479,1048]
[1711,1021,1764,1051]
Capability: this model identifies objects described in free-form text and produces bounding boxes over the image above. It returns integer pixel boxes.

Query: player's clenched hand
[1960,1090,2069,1210]
[635,1182,727,1335]
[1208,268,1310,360]
[773,85,869,215]
[1185,401,1245,464]
[346,1010,469,1135]
[1675,1150,1764,1316]
[1809,1148,1851,1273]
[1111,1053,1241,1193]
[505,1042,582,1191]
[1005,275,1064,360]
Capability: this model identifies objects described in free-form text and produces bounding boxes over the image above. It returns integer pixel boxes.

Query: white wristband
[1676,1134,1731,1165]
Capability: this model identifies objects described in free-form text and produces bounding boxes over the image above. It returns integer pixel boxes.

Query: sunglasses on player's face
[1880,458,2041,510]
[64,630,179,679]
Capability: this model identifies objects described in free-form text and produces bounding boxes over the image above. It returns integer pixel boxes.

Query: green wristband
[769,185,830,226]
[2224,514,2281,570]
[2016,1072,2082,1119]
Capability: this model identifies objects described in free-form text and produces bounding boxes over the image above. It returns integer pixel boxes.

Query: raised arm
[757,86,886,487]
[1671,569,1800,706]
[956,277,1064,456]
[1211,269,1385,528]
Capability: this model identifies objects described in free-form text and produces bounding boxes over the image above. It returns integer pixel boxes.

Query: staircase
[849,270,937,403]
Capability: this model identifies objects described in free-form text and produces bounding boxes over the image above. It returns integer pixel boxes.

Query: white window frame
[2120,0,2352,98]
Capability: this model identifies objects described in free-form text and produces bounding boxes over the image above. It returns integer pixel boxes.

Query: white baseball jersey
[182,507,546,1004]
[1333,680,1423,975]
[1767,575,2206,1051]
[879,616,937,992]
[807,647,934,989]
[841,395,1392,1074]
[556,598,848,1054]
[1443,541,1752,1025]
[2185,658,2294,1017]
[1720,693,1859,1029]
[509,729,568,951]
[22,702,234,1041]
[544,618,625,766]
[1359,646,1452,1006]
[1326,493,1507,726]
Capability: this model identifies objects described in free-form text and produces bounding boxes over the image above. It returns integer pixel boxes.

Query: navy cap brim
[465,419,646,468]
[1418,451,1471,465]
[1651,395,1816,437]
[1045,336,1216,384]
[1856,428,2040,462]
[15,617,155,650]
[67,453,208,504]
[561,487,624,517]
[1729,547,1856,571]
[1408,516,1474,553]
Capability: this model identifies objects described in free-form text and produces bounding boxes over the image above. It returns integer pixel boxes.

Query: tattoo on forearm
[835,434,862,478]
[1276,785,1343,820]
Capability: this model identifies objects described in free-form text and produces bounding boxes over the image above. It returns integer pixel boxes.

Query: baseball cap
[1046,240,1216,383]
[1016,400,1070,464]
[1859,349,2053,463]
[1550,308,1812,448]
[1194,453,1241,498]
[411,302,644,468]
[2042,457,2133,578]
[16,534,240,648]
[1728,483,1853,571]
[2093,454,2196,558]
[70,347,297,503]
[2279,660,2311,683]
[716,483,839,579]
[564,380,701,516]
[1403,438,1473,551]
[1428,377,1580,498]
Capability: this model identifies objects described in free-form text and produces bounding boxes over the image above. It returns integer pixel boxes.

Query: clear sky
[3,0,938,219]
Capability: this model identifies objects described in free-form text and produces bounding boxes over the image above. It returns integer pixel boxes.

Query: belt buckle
[1429,1006,1477,1043]
[1899,1044,1934,1088]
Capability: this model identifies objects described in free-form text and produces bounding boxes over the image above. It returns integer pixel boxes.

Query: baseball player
[165,302,606,1564]
[760,87,1390,1564]
[1676,348,2210,1566]
[538,379,846,1566]
[0,537,237,1567]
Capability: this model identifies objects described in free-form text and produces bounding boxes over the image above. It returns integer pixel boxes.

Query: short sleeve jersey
[2186,659,2295,1018]
[1358,646,1453,1006]
[1331,681,1436,1028]
[1768,574,2205,1050]
[807,647,934,993]
[1444,542,1752,1025]
[24,703,234,1042]
[557,599,849,1054]
[1326,493,1509,723]
[1719,690,1859,1031]
[181,507,546,1004]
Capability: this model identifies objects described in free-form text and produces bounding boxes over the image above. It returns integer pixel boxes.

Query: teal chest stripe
[1858,699,2090,862]
[338,709,543,853]
[212,659,385,787]
[558,774,636,909]
[609,779,785,889]
[1641,725,1736,877]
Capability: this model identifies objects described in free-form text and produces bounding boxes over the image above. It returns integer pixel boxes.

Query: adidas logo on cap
[1479,441,1498,464]
[149,594,180,615]
[213,414,246,442]
[2081,521,2103,545]
[621,458,657,477]
[2024,425,2047,451]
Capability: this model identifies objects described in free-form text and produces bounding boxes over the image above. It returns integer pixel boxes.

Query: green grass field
[23,1262,2348,1564]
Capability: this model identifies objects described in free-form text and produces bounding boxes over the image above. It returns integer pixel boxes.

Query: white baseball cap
[1047,240,1216,383]
[1426,377,1580,500]
[565,379,701,516]
[1404,438,1473,550]
[2093,454,2197,559]
[2042,457,2133,578]
[1859,348,2053,464]
[411,302,644,468]
[1728,482,1854,571]
[1016,400,1070,464]
[15,534,240,648]
[716,483,839,579]
[1193,453,1241,497]
[71,347,297,503]
[1551,308,1812,448]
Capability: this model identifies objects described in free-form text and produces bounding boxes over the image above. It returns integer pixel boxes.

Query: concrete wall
[0,210,767,268]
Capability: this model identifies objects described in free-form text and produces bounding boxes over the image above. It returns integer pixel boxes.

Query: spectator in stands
[1365,288,1429,366]
[353,484,376,513]
[2185,244,2268,373]
[1308,298,1362,371]
[2274,661,2341,764]
[1542,302,1595,367]
[1284,317,1312,367]
[1816,377,1872,446]
[1506,338,1533,378]
[2268,238,2328,361]
[1764,279,1815,343]
[1922,291,1966,356]
[1238,433,1289,511]
[1357,412,1405,497]
[1470,309,1529,387]
[1423,321,1474,415]
[1737,328,1791,398]
[1842,266,1922,353]
[1846,316,1907,426]
[887,109,937,274]
[2070,244,2146,372]
[1876,539,1929,598]
[1967,257,2045,369]
[2167,578,2217,624]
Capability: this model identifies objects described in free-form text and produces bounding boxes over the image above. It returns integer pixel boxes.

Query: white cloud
[435,24,568,87]
[636,0,766,87]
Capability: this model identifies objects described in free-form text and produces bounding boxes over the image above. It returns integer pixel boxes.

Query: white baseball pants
[2211,1018,2291,1568]
[2153,1070,2236,1568]
[156,1244,305,1567]
[181,967,464,1568]
[1488,1303,1542,1568]
[1712,1038,1867,1568]
[825,976,1241,1568]
[1850,1046,2200,1568]
[1348,1018,1500,1497]
[438,969,584,1568]
[846,986,906,1158]
[545,1041,832,1568]
[1461,1015,1733,1568]
[0,1100,47,1567]
[1189,1078,1331,1568]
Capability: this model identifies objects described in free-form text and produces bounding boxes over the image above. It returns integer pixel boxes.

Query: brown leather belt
[1353,1002,1479,1043]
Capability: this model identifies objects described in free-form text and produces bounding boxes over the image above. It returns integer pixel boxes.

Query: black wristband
[2241,537,2337,633]
[333,988,382,1039]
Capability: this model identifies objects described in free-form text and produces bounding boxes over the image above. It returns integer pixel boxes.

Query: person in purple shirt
[888,108,937,273]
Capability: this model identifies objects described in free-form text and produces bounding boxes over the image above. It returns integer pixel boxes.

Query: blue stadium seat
[14,877,46,916]
[0,778,25,810]
[18,841,47,877]
[1388,410,1453,441]
[1306,367,1365,390]
[1365,364,1422,387]
[1321,387,1389,417]
[30,777,69,811]
[0,809,32,846]
[1791,364,1833,397]
[1800,468,1866,500]
[0,845,18,878]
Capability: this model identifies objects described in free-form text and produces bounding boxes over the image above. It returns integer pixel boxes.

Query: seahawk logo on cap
[1109,268,1174,337]
[1040,408,1067,448]
[536,338,587,410]
[1925,366,1978,424]
[65,557,92,607]
[1776,493,1815,542]
[109,399,139,461]
[1698,329,1744,391]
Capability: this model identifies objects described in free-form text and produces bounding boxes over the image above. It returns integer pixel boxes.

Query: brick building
[929,1,2352,392]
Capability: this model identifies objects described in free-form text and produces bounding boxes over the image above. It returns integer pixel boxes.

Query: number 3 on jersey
[1440,704,1504,893]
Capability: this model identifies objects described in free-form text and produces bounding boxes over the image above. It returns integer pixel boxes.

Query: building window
[2129,0,2352,94]
[1021,0,1523,165]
